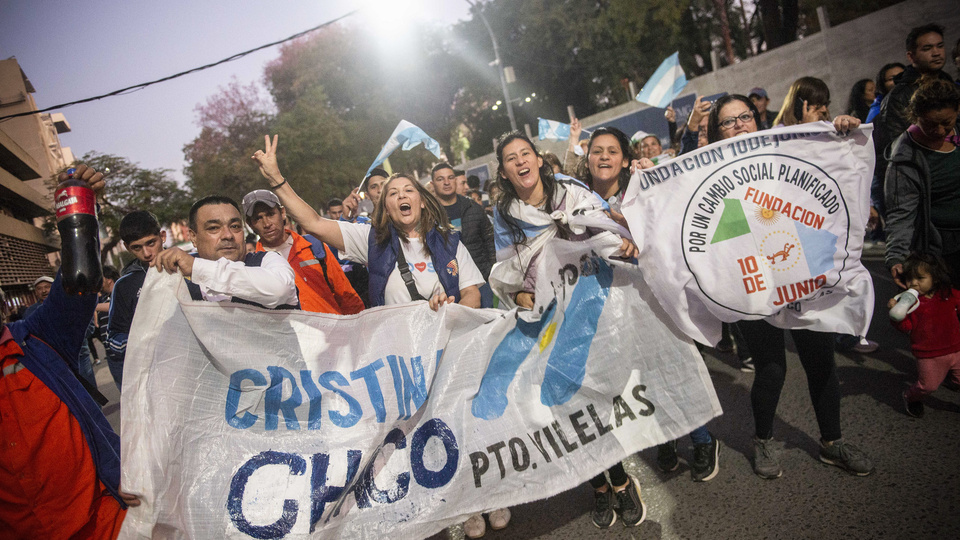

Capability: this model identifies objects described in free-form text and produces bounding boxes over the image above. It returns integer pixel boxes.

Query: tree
[756,0,799,50]
[183,79,273,203]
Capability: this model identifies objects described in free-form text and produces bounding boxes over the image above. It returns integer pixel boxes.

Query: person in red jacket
[889,253,960,418]
[243,189,365,314]
[1,165,139,540]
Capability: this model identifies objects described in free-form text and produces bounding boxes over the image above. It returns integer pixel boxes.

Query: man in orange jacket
[242,190,365,314]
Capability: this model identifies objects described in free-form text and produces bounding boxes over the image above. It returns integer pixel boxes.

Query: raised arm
[252,135,346,251]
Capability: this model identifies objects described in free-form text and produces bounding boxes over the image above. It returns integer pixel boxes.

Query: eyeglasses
[719,111,755,129]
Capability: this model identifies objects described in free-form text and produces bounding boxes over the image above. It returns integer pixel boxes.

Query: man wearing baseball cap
[22,276,54,319]
[242,189,364,314]
[748,87,779,130]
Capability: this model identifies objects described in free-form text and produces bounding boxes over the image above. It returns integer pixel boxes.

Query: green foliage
[183,79,273,202]
[181,0,902,187]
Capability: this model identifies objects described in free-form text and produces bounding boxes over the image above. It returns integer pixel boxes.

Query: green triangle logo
[711,199,751,244]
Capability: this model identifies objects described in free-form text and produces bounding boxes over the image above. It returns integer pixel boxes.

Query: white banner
[118,237,720,540]
[622,123,876,345]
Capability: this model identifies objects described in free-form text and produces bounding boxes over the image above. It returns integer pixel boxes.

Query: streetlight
[465,0,517,131]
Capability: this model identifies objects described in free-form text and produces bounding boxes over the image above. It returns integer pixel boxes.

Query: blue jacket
[3,273,124,506]
[367,225,461,307]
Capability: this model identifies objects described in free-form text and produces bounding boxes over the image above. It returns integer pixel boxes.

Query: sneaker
[753,437,782,479]
[464,514,486,539]
[852,337,879,354]
[488,508,511,530]
[656,440,680,472]
[591,488,617,529]
[614,476,647,527]
[691,435,720,482]
[740,357,755,372]
[902,392,925,418]
[819,439,874,476]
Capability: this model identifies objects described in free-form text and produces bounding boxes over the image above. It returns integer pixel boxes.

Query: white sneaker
[852,337,879,354]
[464,514,486,539]
[488,507,511,530]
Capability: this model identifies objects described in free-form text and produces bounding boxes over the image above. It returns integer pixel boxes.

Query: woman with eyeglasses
[701,94,875,480]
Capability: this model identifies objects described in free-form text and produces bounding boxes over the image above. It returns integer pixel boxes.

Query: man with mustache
[153,195,298,309]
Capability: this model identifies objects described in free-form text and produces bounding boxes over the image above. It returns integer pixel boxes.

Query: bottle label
[54,185,96,220]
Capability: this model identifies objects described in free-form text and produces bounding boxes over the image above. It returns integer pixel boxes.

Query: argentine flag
[538,118,572,140]
[635,52,687,108]
[366,120,442,177]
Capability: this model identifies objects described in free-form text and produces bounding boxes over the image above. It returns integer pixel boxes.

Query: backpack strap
[304,235,335,292]
[395,245,426,301]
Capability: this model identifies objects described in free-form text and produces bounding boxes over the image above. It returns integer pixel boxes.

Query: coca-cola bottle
[55,167,102,294]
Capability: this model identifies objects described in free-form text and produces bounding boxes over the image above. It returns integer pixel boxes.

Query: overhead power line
[0,8,360,123]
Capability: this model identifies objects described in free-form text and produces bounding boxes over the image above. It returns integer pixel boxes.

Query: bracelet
[268,179,287,191]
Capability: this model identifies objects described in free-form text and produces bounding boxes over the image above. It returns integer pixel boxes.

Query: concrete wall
[458,0,959,178]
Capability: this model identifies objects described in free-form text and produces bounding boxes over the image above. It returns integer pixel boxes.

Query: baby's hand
[887,298,897,309]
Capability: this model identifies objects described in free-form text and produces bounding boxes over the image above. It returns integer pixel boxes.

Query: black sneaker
[591,488,616,529]
[656,440,680,472]
[614,477,647,527]
[691,435,720,482]
[903,392,925,418]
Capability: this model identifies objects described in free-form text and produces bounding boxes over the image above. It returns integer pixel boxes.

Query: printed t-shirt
[338,222,484,305]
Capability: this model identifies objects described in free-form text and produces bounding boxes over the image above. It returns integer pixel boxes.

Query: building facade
[0,57,75,317]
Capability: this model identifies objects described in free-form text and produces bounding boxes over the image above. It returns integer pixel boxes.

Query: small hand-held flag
[538,118,572,140]
[635,52,687,108]
[363,120,443,181]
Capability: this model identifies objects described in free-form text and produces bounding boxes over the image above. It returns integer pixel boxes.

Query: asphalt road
[93,255,960,540]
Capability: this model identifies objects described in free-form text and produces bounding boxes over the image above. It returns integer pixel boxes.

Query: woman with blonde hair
[774,76,861,133]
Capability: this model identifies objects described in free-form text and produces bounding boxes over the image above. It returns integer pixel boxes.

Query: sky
[0,0,471,183]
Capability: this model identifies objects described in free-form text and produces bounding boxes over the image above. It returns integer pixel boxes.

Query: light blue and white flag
[635,52,687,108]
[366,120,443,177]
[537,118,571,140]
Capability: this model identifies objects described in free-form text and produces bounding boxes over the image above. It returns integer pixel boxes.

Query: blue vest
[185,252,300,310]
[367,225,462,307]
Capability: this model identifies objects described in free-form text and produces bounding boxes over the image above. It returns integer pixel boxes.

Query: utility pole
[465,0,517,132]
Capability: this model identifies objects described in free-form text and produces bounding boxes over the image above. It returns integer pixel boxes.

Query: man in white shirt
[153,195,298,309]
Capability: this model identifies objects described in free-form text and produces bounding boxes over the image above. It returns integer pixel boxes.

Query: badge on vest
[446,259,459,277]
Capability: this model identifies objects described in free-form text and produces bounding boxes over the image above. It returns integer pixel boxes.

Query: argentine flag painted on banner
[635,52,687,108]
[538,118,571,140]
[366,120,443,177]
